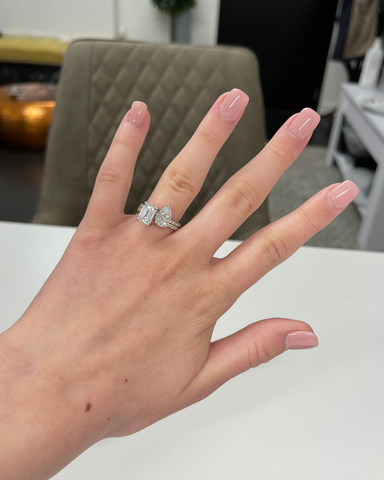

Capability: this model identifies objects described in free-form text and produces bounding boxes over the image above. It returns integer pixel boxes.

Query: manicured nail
[285,331,319,350]
[288,108,321,140]
[220,89,249,123]
[328,180,359,209]
[127,101,147,127]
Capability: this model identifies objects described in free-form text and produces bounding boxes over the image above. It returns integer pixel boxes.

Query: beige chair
[33,39,269,239]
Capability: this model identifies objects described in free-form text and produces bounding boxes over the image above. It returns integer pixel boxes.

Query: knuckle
[262,234,289,268]
[199,126,221,150]
[268,141,293,166]
[301,208,321,232]
[162,251,189,278]
[229,177,261,215]
[74,229,101,250]
[214,275,239,310]
[113,130,135,152]
[195,278,223,315]
[70,229,105,257]
[247,338,272,368]
[97,167,121,187]
[166,167,197,197]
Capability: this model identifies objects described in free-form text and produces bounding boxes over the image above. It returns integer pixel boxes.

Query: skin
[0,91,354,480]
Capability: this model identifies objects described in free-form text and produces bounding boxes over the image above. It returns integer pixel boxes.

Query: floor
[268,145,361,250]
[267,111,362,250]
[0,147,44,223]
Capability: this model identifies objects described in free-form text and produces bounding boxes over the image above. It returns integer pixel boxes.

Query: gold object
[0,36,69,65]
[0,83,56,150]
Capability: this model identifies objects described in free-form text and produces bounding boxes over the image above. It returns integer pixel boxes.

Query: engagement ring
[137,202,180,231]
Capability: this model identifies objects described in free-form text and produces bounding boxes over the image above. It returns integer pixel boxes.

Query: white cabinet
[326,83,384,251]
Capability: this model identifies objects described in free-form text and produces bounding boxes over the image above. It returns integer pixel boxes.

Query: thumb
[185,318,318,403]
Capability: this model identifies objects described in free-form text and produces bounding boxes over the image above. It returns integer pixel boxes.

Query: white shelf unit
[326,83,384,251]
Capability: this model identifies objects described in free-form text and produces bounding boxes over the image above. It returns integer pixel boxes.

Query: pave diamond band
[137,202,181,231]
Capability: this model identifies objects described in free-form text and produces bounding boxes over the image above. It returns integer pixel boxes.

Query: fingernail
[327,180,359,209]
[288,108,321,140]
[127,101,147,127]
[220,89,249,123]
[285,331,319,350]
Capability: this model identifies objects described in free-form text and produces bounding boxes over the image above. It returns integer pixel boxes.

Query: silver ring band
[137,202,181,231]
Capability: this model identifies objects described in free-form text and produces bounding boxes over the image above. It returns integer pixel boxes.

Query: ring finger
[144,89,249,234]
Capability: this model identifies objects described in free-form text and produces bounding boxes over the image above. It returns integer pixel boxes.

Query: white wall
[113,0,221,45]
[0,0,115,40]
[118,0,170,43]
[0,0,219,45]
[0,0,170,43]
[191,0,220,45]
[120,0,221,45]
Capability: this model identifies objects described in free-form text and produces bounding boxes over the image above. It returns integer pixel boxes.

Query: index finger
[86,102,150,227]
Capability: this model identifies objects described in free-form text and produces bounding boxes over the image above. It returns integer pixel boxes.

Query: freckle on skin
[125,379,127,382]
[107,418,110,421]
[85,402,91,412]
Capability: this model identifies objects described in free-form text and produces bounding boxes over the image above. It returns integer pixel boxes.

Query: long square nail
[328,180,359,209]
[285,331,319,350]
[220,89,249,123]
[127,101,147,127]
[289,108,321,140]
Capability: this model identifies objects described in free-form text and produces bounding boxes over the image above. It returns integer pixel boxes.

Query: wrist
[0,317,104,480]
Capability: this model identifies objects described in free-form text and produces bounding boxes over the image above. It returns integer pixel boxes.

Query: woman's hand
[0,90,358,479]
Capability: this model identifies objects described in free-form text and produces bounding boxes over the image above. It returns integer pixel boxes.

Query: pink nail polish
[288,108,321,140]
[285,331,319,350]
[127,101,147,127]
[220,89,249,123]
[328,180,359,209]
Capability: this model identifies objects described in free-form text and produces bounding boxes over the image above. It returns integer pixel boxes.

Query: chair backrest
[33,40,268,237]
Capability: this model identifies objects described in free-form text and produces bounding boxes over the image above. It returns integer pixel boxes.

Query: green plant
[151,0,196,17]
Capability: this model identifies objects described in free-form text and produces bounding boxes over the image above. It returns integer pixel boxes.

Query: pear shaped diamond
[155,205,171,227]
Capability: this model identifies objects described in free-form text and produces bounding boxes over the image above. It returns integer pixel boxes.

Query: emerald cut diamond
[155,205,171,227]
[137,202,158,226]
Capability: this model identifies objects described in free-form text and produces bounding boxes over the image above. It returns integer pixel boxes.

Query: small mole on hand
[125,379,128,382]
[85,402,91,412]
[107,418,110,421]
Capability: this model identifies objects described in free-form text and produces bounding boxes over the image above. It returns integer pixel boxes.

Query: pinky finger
[215,180,359,294]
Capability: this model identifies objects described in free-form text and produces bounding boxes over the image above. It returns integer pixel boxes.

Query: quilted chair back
[33,40,268,239]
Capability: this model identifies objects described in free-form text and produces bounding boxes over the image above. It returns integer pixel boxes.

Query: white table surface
[1,221,384,479]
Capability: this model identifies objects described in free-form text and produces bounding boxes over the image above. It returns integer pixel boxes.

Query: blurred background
[1,0,384,250]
